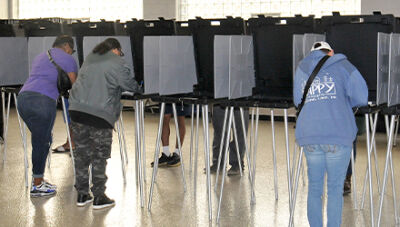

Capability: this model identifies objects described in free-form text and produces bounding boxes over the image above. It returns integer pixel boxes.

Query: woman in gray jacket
[68,38,140,209]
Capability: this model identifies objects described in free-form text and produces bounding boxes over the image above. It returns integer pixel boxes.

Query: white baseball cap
[311,41,333,52]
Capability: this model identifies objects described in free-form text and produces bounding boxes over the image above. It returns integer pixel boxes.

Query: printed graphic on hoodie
[302,71,337,103]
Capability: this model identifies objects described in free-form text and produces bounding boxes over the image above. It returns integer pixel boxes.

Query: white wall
[362,0,400,16]
[0,0,8,18]
[143,0,176,20]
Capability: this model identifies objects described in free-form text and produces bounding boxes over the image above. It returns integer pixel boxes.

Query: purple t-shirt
[20,48,78,100]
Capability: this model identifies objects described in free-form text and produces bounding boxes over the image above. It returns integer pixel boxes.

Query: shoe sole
[167,162,181,167]
[93,203,116,210]
[30,191,57,198]
[151,162,168,168]
[77,198,94,207]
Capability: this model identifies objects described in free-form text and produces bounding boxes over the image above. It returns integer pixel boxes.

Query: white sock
[162,146,171,156]
[174,148,180,154]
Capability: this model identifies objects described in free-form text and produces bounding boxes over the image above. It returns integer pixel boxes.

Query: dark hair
[52,35,74,49]
[92,38,122,55]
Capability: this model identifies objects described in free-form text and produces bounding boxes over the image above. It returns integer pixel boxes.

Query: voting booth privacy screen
[322,14,398,103]
[248,16,315,101]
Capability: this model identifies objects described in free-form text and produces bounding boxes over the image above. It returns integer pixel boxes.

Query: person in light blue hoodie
[293,41,368,227]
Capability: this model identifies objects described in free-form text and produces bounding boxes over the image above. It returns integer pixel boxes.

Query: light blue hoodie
[293,50,368,147]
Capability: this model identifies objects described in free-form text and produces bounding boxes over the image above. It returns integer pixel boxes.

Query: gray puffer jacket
[69,51,140,126]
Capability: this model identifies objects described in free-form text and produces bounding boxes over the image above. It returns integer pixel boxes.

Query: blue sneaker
[30,182,57,197]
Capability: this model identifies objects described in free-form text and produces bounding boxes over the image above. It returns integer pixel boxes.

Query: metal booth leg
[189,104,194,173]
[13,93,29,187]
[61,96,75,182]
[194,104,200,196]
[217,106,234,223]
[172,103,187,192]
[270,109,279,200]
[215,106,229,191]
[284,109,293,212]
[140,100,146,181]
[202,104,212,222]
[251,108,260,204]
[148,102,165,210]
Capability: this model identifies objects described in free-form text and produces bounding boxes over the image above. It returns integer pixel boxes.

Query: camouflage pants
[70,121,113,196]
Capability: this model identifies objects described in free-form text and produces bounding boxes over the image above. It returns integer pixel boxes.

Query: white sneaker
[30,182,57,197]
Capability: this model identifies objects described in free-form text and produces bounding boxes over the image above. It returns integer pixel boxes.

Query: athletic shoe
[93,195,115,210]
[31,179,57,190]
[77,194,93,207]
[203,163,220,174]
[227,165,243,176]
[151,153,172,167]
[167,153,181,167]
[30,182,57,197]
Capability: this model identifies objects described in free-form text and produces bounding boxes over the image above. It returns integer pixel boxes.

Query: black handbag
[46,50,72,96]
[296,55,330,117]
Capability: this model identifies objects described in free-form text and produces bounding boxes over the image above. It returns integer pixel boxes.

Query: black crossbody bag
[296,55,330,117]
[46,50,72,96]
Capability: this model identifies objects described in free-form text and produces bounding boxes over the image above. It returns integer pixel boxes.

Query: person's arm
[68,72,77,84]
[63,55,79,84]
[117,63,141,93]
[346,68,368,107]
[293,67,307,107]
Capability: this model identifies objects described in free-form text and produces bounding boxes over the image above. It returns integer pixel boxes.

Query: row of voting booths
[1,12,400,225]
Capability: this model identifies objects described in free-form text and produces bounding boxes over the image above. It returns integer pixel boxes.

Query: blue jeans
[304,144,352,227]
[17,91,56,178]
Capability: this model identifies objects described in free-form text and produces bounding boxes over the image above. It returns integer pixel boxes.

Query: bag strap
[46,50,64,72]
[297,55,330,116]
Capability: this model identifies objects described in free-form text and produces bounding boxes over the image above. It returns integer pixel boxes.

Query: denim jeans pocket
[304,145,317,153]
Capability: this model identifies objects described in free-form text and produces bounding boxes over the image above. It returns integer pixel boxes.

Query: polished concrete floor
[0,109,400,227]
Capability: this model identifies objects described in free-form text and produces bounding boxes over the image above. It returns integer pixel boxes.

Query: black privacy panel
[72,21,116,65]
[126,19,175,84]
[248,16,315,102]
[188,17,244,97]
[322,14,398,102]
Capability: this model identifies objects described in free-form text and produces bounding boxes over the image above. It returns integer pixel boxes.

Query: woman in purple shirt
[18,35,78,197]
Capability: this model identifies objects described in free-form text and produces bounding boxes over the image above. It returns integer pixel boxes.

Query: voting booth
[248,15,315,102]
[321,13,399,102]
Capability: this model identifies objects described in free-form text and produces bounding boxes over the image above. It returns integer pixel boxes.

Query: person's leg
[90,126,113,197]
[161,114,171,155]
[304,145,326,227]
[53,98,75,152]
[326,144,352,227]
[228,108,249,172]
[17,92,56,185]
[89,126,115,209]
[174,115,186,150]
[211,105,226,166]
[344,138,357,194]
[70,121,92,195]
[151,108,172,167]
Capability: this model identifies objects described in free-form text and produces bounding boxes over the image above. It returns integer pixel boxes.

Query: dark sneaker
[30,182,57,197]
[227,165,243,176]
[93,195,115,210]
[343,175,352,195]
[77,194,93,207]
[151,153,172,167]
[167,153,181,167]
[203,164,220,174]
